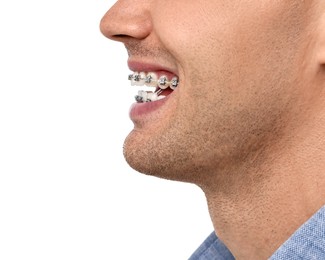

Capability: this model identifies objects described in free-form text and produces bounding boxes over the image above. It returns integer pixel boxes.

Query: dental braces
[135,89,164,103]
[128,72,179,89]
[128,72,179,103]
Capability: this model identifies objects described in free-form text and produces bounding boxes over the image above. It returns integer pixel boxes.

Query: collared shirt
[189,205,325,259]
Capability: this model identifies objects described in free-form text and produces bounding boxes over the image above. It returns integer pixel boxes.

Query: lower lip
[129,94,171,121]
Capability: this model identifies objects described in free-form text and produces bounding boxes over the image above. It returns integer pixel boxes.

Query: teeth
[147,92,158,102]
[157,95,166,100]
[130,72,146,86]
[131,72,140,86]
[158,75,170,89]
[136,90,148,102]
[170,77,179,90]
[128,72,178,89]
[129,71,179,103]
[135,94,144,103]
[145,72,158,87]
[138,72,146,86]
[135,91,167,103]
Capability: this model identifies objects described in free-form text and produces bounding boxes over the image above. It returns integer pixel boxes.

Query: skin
[101,1,325,259]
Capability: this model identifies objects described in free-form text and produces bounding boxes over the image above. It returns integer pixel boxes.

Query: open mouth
[128,72,179,103]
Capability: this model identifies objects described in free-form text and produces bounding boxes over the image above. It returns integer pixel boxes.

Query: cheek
[153,0,306,79]
[152,1,228,66]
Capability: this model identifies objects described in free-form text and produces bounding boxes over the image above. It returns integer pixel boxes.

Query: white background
[0,0,213,259]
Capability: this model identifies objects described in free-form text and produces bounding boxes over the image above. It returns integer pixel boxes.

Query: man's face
[101,1,318,184]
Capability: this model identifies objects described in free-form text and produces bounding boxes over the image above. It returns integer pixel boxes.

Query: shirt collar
[190,205,325,260]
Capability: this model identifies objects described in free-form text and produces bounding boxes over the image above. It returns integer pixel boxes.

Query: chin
[123,124,213,184]
[123,139,200,184]
[123,144,169,179]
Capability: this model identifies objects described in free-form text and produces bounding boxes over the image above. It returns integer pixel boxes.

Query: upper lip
[127,60,178,77]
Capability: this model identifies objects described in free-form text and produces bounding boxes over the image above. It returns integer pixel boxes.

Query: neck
[201,107,325,259]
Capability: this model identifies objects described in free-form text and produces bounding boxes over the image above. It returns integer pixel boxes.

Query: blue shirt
[189,205,325,259]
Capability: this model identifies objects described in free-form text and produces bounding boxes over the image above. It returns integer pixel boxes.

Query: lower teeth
[135,90,166,103]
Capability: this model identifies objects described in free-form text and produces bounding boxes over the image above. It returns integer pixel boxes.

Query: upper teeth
[128,72,179,90]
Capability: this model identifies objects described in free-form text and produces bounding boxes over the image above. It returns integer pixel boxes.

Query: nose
[100,0,152,43]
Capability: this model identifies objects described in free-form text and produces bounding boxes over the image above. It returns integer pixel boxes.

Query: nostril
[114,34,131,39]
[111,34,135,43]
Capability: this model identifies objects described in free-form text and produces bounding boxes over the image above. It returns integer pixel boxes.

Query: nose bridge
[100,0,152,42]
